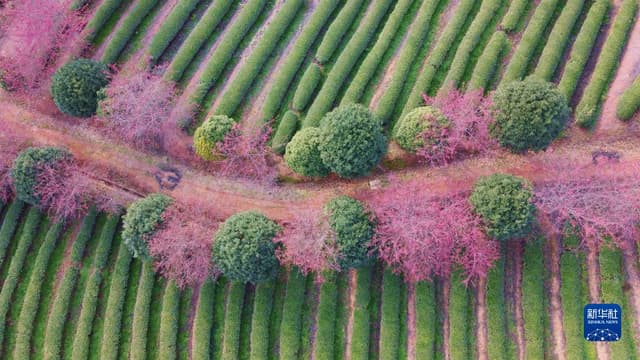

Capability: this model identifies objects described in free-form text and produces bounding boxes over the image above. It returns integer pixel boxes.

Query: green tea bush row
[101,0,160,64]
[99,242,133,360]
[314,0,367,64]
[42,209,97,360]
[341,0,414,105]
[575,0,637,128]
[616,76,640,119]
[84,0,125,43]
[486,252,515,359]
[158,280,180,360]
[271,110,299,154]
[249,281,275,359]
[130,262,155,360]
[291,64,323,112]
[557,0,609,100]
[148,0,201,62]
[190,0,268,106]
[349,268,371,360]
[532,0,585,81]
[313,273,338,360]
[214,0,305,116]
[399,0,476,123]
[262,0,340,121]
[192,279,215,359]
[0,201,25,269]
[372,0,441,124]
[278,269,307,359]
[379,269,402,360]
[501,0,528,32]
[303,0,395,127]
[449,272,472,360]
[468,31,509,91]
[560,251,586,360]
[164,0,233,82]
[71,215,119,360]
[522,238,546,359]
[12,222,63,359]
[441,0,504,90]
[599,247,636,358]
[501,0,562,84]
[414,281,436,360]
[222,282,245,360]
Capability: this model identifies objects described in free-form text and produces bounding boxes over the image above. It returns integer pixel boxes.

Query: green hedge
[148,0,201,62]
[192,279,215,359]
[291,64,323,112]
[249,281,275,359]
[164,0,233,82]
[313,273,338,360]
[441,0,504,90]
[616,75,640,119]
[222,282,245,360]
[560,250,586,360]
[341,0,414,105]
[501,0,528,32]
[262,0,340,121]
[101,0,160,64]
[399,0,476,124]
[501,0,562,85]
[415,281,436,360]
[71,214,119,360]
[373,0,441,124]
[575,0,637,128]
[315,0,367,64]
[190,0,268,106]
[379,269,402,360]
[532,0,585,81]
[449,272,473,360]
[85,0,125,43]
[468,31,509,91]
[486,247,515,359]
[271,110,299,154]
[557,0,610,100]
[0,201,25,269]
[158,280,180,360]
[130,262,155,360]
[522,238,547,359]
[278,268,307,359]
[303,0,395,127]
[214,0,304,117]
[42,209,97,360]
[99,242,133,360]
[11,214,58,359]
[350,268,372,360]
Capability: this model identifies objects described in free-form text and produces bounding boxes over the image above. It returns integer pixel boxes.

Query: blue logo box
[584,304,621,342]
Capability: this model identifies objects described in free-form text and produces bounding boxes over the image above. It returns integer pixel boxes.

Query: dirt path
[542,218,567,360]
[343,269,356,360]
[188,284,201,359]
[512,240,526,360]
[475,278,488,360]
[586,244,610,360]
[622,245,640,355]
[440,277,451,360]
[597,2,640,134]
[406,282,416,360]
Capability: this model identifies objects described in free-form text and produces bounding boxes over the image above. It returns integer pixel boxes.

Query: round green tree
[10,147,72,205]
[318,104,387,178]
[325,196,375,269]
[212,211,281,283]
[284,127,329,177]
[51,58,108,117]
[193,115,235,160]
[394,106,450,152]
[122,194,173,259]
[470,173,536,241]
[491,79,569,153]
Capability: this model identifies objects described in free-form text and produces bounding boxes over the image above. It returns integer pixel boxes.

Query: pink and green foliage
[98,70,177,151]
[367,177,499,284]
[535,164,640,251]
[0,136,25,202]
[0,0,83,91]
[216,123,277,184]
[417,89,494,166]
[148,204,216,288]
[275,207,339,275]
